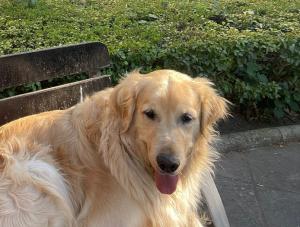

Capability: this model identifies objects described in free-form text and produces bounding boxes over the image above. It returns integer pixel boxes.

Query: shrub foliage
[0,0,299,119]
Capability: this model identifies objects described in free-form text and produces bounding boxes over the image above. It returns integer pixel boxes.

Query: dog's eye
[143,109,156,120]
[180,113,193,124]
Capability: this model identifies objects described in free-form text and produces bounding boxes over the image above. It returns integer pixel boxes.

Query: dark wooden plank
[0,76,111,125]
[0,42,110,89]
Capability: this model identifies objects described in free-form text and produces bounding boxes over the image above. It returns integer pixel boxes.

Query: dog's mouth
[154,171,179,195]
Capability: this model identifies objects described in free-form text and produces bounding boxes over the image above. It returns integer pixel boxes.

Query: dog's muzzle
[155,153,180,195]
[156,153,180,174]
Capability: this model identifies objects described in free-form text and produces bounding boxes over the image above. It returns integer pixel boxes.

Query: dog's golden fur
[0,70,228,227]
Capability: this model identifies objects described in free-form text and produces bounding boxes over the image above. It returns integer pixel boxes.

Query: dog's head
[111,70,228,194]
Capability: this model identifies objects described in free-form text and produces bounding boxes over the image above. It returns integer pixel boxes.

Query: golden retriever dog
[0,69,228,227]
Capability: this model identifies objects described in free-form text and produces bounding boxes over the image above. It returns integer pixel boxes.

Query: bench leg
[201,172,230,227]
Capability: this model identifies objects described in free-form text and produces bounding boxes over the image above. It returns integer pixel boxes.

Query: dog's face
[111,70,228,195]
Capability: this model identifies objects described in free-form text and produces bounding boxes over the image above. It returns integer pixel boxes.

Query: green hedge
[0,0,299,119]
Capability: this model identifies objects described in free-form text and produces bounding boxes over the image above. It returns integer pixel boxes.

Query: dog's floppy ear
[110,71,141,133]
[192,77,229,134]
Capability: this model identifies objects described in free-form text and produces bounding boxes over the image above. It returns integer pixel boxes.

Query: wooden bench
[0,42,111,125]
[0,42,229,227]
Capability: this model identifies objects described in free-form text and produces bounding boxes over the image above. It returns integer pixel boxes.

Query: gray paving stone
[246,143,300,193]
[214,142,300,227]
[256,187,300,227]
[216,151,252,183]
[215,176,265,227]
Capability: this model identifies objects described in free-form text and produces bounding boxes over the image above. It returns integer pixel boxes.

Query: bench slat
[0,42,110,89]
[0,75,111,125]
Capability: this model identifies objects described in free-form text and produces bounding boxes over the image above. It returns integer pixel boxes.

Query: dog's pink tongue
[155,172,179,194]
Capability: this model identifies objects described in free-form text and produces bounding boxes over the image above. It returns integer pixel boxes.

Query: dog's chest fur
[76,168,147,227]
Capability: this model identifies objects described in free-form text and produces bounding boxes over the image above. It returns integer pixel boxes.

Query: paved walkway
[215,142,300,227]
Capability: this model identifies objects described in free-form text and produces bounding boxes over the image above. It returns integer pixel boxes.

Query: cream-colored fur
[0,70,228,227]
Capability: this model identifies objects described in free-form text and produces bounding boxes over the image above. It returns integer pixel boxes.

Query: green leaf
[273,107,284,118]
[289,100,300,112]
[246,62,259,77]
[274,99,284,108]
[257,74,268,83]
[293,93,300,101]
[148,14,159,20]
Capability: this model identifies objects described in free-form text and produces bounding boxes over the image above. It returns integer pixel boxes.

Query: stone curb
[215,124,300,153]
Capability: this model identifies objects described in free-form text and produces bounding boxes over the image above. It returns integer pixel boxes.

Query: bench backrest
[0,42,111,125]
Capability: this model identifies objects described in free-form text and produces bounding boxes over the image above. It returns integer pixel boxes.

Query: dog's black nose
[156,153,180,173]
